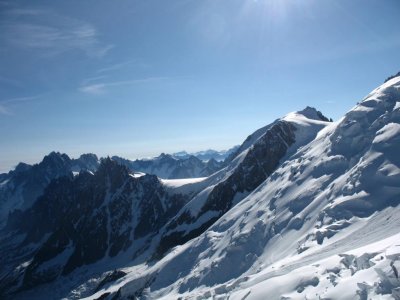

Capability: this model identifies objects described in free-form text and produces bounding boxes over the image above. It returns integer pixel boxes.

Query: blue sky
[1,0,399,173]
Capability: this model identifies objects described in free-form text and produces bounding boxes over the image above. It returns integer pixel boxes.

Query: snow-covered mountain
[0,106,331,299]
[112,153,223,179]
[153,106,331,258]
[78,76,400,300]
[0,76,399,300]
[0,151,222,229]
[0,158,189,296]
[172,146,240,162]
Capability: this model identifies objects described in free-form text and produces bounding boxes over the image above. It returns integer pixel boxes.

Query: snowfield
[81,77,400,299]
[160,177,207,188]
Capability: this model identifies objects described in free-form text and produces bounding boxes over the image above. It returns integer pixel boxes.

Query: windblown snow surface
[79,78,400,299]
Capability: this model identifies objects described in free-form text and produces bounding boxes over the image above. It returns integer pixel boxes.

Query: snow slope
[152,107,330,259]
[83,77,400,299]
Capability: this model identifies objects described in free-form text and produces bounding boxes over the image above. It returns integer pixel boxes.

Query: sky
[0,0,400,173]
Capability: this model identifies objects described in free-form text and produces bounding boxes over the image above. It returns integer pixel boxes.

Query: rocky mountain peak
[97,157,129,178]
[384,71,400,83]
[41,151,71,167]
[13,162,32,173]
[297,106,331,122]
[78,153,98,164]
[157,153,175,161]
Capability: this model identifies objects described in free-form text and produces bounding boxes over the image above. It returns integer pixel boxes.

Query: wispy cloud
[79,59,152,94]
[79,84,106,95]
[96,59,148,74]
[0,95,41,115]
[81,75,109,86]
[1,95,40,104]
[6,8,49,16]
[0,8,113,58]
[79,77,169,95]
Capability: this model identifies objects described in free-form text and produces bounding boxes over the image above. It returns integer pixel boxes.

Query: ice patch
[161,177,207,188]
[129,172,146,178]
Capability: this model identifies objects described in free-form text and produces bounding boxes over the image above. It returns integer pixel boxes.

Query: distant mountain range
[0,74,399,300]
[111,153,224,179]
[172,146,239,161]
[110,146,239,179]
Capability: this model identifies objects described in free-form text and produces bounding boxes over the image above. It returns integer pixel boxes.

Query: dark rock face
[204,121,296,213]
[0,152,73,224]
[199,158,220,177]
[95,270,127,292]
[224,124,273,165]
[384,71,400,83]
[156,121,297,256]
[0,159,187,297]
[71,153,100,173]
[0,152,99,227]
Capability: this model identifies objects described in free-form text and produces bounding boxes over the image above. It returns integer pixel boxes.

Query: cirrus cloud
[0,8,113,58]
[0,95,41,116]
[79,77,170,95]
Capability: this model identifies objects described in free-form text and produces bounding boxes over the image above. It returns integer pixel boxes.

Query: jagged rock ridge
[0,159,188,296]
